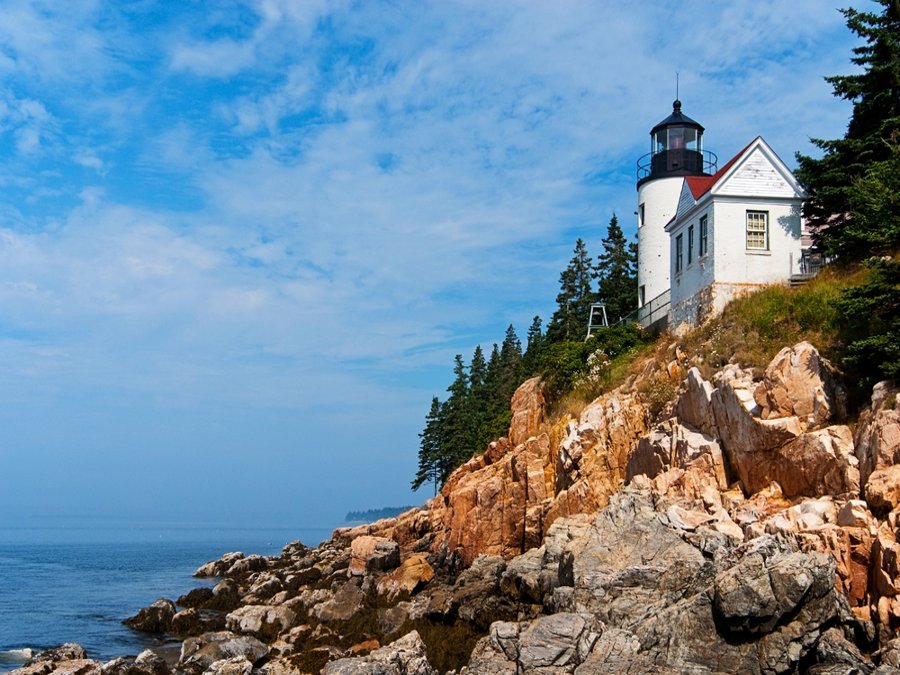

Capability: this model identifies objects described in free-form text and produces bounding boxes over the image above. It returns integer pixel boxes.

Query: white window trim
[746,210,769,251]
[675,233,684,274]
[699,215,708,257]
[687,224,694,266]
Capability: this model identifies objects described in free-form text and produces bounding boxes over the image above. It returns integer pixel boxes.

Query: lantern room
[637,100,716,186]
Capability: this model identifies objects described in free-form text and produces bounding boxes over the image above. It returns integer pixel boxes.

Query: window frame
[687,224,694,265]
[675,233,683,273]
[746,210,769,251]
[699,215,708,257]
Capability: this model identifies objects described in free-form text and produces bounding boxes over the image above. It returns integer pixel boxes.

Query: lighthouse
[636,100,716,308]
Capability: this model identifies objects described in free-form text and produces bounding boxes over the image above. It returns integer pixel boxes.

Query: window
[675,233,683,273]
[746,211,768,250]
[687,224,694,264]
[639,285,646,307]
[683,127,698,151]
[699,215,708,257]
[638,203,645,228]
[654,131,666,154]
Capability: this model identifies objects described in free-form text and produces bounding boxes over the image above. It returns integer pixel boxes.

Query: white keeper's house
[633,100,817,333]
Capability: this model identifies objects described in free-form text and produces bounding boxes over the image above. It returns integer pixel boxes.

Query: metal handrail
[636,149,718,182]
[618,289,670,330]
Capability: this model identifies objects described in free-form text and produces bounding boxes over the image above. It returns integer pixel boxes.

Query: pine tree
[523,315,545,375]
[595,214,638,322]
[498,324,523,402]
[468,344,488,397]
[468,345,490,452]
[795,0,900,259]
[547,239,594,342]
[834,256,900,384]
[485,343,501,387]
[411,397,443,494]
[847,139,900,253]
[438,354,473,484]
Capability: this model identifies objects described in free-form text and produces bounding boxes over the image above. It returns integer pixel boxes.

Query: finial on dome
[673,99,682,113]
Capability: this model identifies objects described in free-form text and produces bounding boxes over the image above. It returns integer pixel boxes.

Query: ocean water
[0,522,334,672]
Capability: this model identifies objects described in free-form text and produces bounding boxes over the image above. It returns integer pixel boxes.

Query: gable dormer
[674,180,699,221]
[714,139,804,199]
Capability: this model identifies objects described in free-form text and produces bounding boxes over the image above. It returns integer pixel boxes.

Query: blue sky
[0,1,862,533]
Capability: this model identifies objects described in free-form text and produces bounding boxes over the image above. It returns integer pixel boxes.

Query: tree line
[345,506,416,523]
[412,214,641,494]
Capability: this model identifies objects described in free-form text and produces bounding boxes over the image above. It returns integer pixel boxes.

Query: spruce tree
[468,344,488,399]
[498,324,524,402]
[547,239,594,342]
[477,327,523,442]
[847,139,900,252]
[485,343,501,389]
[795,0,900,259]
[595,214,638,322]
[438,354,473,484]
[523,315,545,375]
[834,256,900,383]
[411,397,443,494]
[468,345,490,452]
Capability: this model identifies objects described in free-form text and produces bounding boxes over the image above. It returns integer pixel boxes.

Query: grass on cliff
[528,263,884,453]
[543,341,654,424]
[543,265,878,433]
[630,262,893,416]
[680,267,867,380]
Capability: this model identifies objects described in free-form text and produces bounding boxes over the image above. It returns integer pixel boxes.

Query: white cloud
[73,153,105,171]
[170,38,258,78]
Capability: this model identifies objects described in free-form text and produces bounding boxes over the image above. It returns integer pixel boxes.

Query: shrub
[538,323,647,402]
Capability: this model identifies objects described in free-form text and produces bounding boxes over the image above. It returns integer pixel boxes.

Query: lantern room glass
[654,131,666,154]
[653,127,702,154]
[684,127,698,151]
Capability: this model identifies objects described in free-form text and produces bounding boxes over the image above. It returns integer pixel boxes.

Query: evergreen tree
[468,344,488,398]
[795,0,900,259]
[411,396,443,494]
[438,354,473,484]
[547,239,594,342]
[497,324,524,402]
[847,138,900,253]
[485,343,501,391]
[479,326,523,441]
[468,344,491,452]
[595,214,638,322]
[523,315,545,375]
[483,342,502,418]
[834,256,900,384]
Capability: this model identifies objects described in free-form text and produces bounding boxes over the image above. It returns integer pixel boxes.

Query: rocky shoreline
[10,341,900,673]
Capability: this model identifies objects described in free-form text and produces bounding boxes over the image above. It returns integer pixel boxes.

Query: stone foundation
[670,281,772,333]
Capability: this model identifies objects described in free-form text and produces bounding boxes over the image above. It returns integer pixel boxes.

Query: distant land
[344,506,415,523]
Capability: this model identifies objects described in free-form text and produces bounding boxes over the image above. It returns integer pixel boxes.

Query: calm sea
[0,521,334,672]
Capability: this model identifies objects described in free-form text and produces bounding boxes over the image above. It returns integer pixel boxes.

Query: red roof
[684,138,756,200]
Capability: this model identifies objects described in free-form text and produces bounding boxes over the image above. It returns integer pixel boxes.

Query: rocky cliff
[13,341,900,674]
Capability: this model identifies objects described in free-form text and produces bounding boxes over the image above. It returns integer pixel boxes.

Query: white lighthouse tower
[636,100,716,310]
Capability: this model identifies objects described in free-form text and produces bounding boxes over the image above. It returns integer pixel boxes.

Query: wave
[0,648,33,664]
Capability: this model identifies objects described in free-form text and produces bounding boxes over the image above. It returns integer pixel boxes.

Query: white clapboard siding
[675,181,697,220]
[716,148,795,198]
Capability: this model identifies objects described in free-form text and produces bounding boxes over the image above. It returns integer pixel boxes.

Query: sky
[0,0,864,533]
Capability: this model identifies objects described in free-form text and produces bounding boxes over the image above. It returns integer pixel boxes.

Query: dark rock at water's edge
[123,599,176,634]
